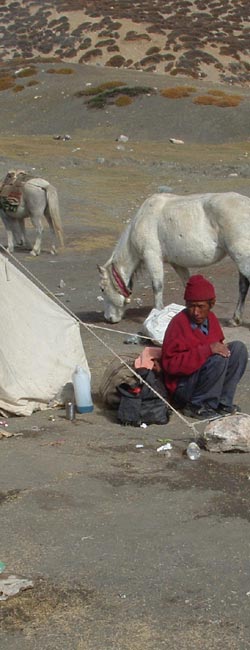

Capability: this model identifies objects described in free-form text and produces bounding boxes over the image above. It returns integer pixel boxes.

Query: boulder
[202,413,250,452]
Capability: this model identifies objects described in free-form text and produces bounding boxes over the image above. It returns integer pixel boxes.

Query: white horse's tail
[46,183,64,248]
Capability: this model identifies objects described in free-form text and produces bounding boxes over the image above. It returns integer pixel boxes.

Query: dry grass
[12,85,24,92]
[115,95,133,106]
[27,79,39,86]
[161,85,196,98]
[193,94,243,107]
[0,76,15,91]
[15,66,37,78]
[207,89,227,96]
[46,67,75,74]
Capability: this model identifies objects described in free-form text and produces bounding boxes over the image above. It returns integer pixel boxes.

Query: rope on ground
[0,245,207,436]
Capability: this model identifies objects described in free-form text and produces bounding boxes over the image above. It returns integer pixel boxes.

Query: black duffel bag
[117,368,170,426]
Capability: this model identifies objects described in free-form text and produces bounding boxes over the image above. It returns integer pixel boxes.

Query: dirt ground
[1,63,250,649]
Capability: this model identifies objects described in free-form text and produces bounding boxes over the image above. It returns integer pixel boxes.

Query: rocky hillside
[0,0,249,85]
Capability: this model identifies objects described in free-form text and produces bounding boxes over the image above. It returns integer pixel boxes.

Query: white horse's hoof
[50,246,57,255]
[30,249,38,257]
[228,318,241,327]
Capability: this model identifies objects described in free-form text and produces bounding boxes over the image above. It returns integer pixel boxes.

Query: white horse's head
[98,264,131,323]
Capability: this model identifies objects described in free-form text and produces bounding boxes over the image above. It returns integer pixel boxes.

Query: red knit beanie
[184,274,216,302]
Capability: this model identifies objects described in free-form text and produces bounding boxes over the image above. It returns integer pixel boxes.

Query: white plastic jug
[72,365,94,414]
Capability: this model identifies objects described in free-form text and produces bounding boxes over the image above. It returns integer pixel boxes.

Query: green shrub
[74,80,124,97]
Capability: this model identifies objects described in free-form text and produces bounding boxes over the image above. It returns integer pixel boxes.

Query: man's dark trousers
[174,340,248,409]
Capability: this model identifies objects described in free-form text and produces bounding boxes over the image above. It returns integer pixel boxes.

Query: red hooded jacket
[161,309,224,396]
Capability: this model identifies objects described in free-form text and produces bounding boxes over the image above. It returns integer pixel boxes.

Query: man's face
[186,300,211,325]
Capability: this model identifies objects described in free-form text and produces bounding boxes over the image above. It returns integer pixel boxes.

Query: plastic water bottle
[72,365,94,414]
[186,441,201,461]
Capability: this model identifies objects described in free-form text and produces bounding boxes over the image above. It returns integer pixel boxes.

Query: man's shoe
[217,403,241,415]
[182,403,220,421]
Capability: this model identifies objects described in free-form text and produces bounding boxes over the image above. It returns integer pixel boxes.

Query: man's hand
[210,341,231,357]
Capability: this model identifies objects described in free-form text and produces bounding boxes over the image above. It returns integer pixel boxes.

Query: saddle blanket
[0,169,33,212]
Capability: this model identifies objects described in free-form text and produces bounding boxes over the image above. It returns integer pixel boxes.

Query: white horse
[98,191,250,325]
[0,170,64,256]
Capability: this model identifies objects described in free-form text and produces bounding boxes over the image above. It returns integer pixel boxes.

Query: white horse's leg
[226,249,250,325]
[29,215,43,256]
[44,213,57,255]
[230,272,250,326]
[171,264,190,287]
[0,212,15,253]
[15,219,32,250]
[144,248,164,309]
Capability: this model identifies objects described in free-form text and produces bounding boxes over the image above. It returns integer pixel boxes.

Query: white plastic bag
[142,303,184,345]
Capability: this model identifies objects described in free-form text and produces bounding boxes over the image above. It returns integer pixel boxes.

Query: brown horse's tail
[46,184,64,248]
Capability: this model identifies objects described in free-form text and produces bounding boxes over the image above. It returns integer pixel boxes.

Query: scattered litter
[48,415,56,421]
[59,279,66,288]
[158,185,173,193]
[169,138,184,144]
[34,95,42,100]
[118,593,127,599]
[72,147,81,152]
[116,145,125,151]
[65,400,75,421]
[157,443,172,452]
[0,575,34,601]
[0,428,14,439]
[246,591,250,596]
[0,562,6,574]
[53,134,71,141]
[117,134,129,143]
[135,297,143,306]
[54,292,65,297]
[124,334,142,345]
[136,443,144,448]
[228,173,238,177]
[97,295,104,302]
[140,423,147,429]
[41,439,65,447]
[96,157,105,164]
[0,420,8,427]
[186,442,201,460]
[31,426,40,432]
[142,304,184,345]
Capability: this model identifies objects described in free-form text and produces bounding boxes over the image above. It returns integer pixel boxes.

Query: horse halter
[111,264,132,302]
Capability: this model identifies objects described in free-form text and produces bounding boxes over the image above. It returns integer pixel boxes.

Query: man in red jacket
[161,274,248,420]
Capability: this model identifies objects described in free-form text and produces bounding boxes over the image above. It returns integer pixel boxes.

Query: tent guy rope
[0,245,203,435]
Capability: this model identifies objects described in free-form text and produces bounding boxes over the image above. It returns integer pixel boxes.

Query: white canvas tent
[0,253,89,416]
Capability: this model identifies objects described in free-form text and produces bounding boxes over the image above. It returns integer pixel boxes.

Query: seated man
[161,274,248,420]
